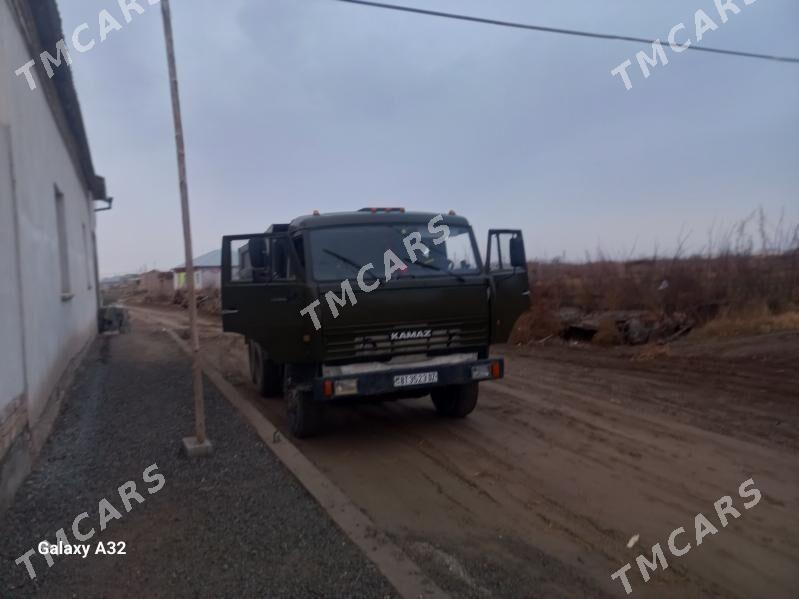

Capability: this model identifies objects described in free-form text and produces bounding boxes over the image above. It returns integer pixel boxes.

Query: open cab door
[486,230,530,343]
[221,233,309,362]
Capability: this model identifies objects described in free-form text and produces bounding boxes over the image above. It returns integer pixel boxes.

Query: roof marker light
[358,207,406,213]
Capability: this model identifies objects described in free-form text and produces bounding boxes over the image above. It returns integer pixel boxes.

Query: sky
[50,0,799,276]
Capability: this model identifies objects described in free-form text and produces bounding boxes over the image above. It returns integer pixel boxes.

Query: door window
[226,235,297,283]
[271,237,295,280]
[230,236,271,283]
[487,231,518,271]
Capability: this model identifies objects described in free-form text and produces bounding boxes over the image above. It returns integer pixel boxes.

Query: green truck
[221,208,529,437]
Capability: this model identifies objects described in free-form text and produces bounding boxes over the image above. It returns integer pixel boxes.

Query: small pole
[160,0,210,455]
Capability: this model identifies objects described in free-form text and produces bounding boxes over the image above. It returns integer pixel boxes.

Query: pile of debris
[512,308,695,346]
[98,305,130,334]
[561,309,695,345]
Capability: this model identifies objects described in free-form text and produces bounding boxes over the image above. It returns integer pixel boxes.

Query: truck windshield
[309,224,480,282]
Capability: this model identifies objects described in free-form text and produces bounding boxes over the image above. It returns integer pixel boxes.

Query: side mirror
[509,236,526,268]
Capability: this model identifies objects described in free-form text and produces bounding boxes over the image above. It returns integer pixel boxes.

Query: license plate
[393,371,438,387]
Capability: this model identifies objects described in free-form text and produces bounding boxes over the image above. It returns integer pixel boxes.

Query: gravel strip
[0,321,395,598]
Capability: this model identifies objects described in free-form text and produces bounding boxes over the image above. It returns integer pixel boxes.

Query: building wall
[141,271,175,299]
[0,0,99,505]
[0,126,26,428]
[197,268,221,290]
[174,268,221,291]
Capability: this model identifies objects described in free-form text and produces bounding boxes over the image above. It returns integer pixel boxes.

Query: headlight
[471,364,491,380]
[334,378,359,396]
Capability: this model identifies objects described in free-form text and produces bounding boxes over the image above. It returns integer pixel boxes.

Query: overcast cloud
[51,0,799,275]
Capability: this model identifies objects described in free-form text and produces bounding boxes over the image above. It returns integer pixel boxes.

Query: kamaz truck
[221,208,529,437]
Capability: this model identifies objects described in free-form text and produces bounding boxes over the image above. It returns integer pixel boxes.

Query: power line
[328,0,799,64]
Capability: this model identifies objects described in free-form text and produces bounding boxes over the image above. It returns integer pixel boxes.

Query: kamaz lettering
[391,330,432,341]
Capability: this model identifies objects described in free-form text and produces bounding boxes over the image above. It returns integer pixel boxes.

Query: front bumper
[312,357,504,402]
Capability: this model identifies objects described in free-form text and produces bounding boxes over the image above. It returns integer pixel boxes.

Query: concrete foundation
[182,436,214,458]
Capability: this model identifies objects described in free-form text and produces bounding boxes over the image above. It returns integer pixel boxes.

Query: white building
[173,249,222,291]
[0,0,109,509]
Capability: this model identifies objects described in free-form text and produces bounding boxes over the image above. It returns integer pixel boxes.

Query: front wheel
[249,341,283,398]
[285,384,323,438]
[431,383,479,418]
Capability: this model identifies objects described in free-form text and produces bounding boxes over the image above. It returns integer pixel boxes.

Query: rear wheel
[431,383,479,418]
[249,341,283,398]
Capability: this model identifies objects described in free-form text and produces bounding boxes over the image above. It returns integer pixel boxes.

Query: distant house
[173,249,222,291]
[1,1,110,509]
[100,273,141,289]
[140,270,174,299]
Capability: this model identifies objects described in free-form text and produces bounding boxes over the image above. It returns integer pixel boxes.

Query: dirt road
[131,303,799,598]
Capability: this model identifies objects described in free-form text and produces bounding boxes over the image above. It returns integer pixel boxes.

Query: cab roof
[287,210,470,232]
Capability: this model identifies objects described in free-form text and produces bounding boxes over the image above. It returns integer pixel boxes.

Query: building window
[55,186,71,298]
[82,223,92,289]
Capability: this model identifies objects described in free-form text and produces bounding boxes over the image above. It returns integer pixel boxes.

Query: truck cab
[221,209,529,437]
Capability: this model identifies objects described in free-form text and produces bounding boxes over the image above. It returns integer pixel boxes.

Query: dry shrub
[695,304,799,338]
[509,305,561,344]
[531,253,798,318]
[172,288,222,316]
[172,289,186,306]
[198,289,222,316]
[509,229,797,344]
[526,211,799,337]
[592,319,622,346]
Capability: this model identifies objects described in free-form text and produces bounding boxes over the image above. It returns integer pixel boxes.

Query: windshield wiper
[382,226,466,282]
[413,259,466,283]
[322,249,379,281]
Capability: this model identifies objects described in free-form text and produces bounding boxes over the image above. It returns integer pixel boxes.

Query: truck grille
[324,316,488,362]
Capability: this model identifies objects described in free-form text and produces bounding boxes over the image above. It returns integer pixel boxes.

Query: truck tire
[431,383,479,418]
[250,342,283,398]
[248,341,258,383]
[285,385,323,438]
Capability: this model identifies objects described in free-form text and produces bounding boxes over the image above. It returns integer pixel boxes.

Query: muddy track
[129,305,799,598]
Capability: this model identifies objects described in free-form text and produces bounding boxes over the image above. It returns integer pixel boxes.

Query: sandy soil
[130,303,799,598]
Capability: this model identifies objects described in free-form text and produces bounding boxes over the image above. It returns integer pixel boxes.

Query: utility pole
[160,0,211,457]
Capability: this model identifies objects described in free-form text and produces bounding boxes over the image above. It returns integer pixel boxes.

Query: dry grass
[631,344,672,361]
[695,306,799,338]
[517,210,799,345]
[529,252,799,318]
[509,303,562,344]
